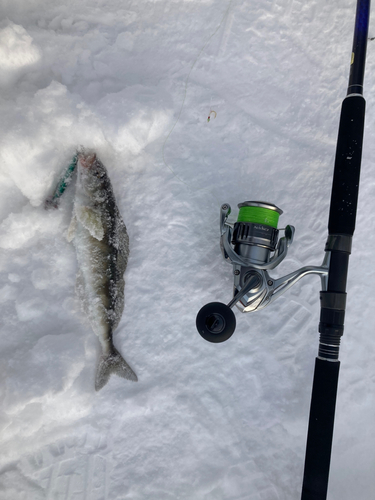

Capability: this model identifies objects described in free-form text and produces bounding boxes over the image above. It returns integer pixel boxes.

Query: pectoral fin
[75,206,104,240]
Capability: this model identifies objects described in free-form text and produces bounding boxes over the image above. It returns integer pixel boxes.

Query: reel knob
[196,302,236,343]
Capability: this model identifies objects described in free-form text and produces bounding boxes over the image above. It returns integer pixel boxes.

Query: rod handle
[301,358,340,500]
[328,95,366,236]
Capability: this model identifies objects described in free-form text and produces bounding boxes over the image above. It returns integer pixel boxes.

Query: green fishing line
[237,206,280,228]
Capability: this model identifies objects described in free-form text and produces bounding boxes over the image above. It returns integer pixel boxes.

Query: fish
[67,150,137,390]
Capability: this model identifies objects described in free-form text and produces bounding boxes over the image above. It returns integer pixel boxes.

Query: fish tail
[95,347,138,391]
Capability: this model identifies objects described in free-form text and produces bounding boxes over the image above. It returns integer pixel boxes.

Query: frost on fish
[68,149,137,390]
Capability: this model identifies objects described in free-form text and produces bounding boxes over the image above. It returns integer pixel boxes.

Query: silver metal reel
[220,202,329,314]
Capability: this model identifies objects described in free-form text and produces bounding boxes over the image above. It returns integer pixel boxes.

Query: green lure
[44,154,78,209]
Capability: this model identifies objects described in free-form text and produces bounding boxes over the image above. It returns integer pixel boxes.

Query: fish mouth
[78,152,97,169]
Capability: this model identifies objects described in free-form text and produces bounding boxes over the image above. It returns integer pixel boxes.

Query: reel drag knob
[196,302,236,343]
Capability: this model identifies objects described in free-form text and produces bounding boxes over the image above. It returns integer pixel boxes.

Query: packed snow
[1,1,375,499]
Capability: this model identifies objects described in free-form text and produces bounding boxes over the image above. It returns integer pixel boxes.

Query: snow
[0,0,375,498]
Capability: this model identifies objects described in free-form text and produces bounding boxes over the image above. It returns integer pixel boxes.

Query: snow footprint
[18,436,109,500]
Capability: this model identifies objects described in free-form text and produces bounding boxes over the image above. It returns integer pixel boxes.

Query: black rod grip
[301,358,340,500]
[328,95,365,236]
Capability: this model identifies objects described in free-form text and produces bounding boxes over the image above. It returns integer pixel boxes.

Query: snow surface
[1,0,375,498]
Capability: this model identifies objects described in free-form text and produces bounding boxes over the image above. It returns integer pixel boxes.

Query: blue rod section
[347,0,371,95]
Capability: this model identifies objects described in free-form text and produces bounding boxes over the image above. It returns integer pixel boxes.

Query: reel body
[196,201,329,342]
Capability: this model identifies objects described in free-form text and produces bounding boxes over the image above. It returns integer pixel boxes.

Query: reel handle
[196,302,236,343]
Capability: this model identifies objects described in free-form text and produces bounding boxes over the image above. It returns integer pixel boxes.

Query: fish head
[76,152,108,200]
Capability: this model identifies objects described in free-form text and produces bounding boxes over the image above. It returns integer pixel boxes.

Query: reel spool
[230,201,283,265]
[196,201,329,342]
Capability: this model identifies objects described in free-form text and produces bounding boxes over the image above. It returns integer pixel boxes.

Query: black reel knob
[196,302,236,343]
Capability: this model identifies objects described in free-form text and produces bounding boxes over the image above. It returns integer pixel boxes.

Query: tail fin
[95,347,138,391]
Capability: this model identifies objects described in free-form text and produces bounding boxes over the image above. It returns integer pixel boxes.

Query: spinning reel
[196,201,329,342]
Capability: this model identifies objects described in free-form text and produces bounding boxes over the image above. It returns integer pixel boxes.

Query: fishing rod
[302,1,370,498]
[195,0,371,498]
